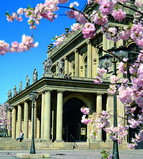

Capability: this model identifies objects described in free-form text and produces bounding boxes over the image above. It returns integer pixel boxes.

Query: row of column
[11,91,64,142]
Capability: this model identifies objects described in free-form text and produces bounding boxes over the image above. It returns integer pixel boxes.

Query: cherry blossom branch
[58,5,91,22]
[118,2,143,16]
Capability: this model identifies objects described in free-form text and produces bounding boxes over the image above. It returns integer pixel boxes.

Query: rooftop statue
[26,75,30,87]
[8,89,12,100]
[43,58,52,76]
[33,68,38,83]
[19,81,22,92]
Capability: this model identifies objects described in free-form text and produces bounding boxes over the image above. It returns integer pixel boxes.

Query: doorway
[63,98,87,142]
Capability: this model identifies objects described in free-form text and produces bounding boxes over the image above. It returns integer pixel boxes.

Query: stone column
[87,40,92,78]
[34,101,37,137]
[41,92,45,139]
[12,107,16,139]
[106,94,114,141]
[51,110,54,141]
[24,101,28,139]
[96,94,103,141]
[103,34,107,56]
[44,91,51,140]
[56,91,63,141]
[16,104,22,138]
[75,49,79,77]
[37,118,40,138]
[7,110,11,136]
[64,57,68,75]
[117,95,127,142]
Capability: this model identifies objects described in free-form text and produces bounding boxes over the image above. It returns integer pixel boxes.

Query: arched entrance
[63,98,87,142]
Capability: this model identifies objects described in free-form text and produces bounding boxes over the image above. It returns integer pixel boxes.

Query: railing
[84,134,91,149]
[70,134,78,149]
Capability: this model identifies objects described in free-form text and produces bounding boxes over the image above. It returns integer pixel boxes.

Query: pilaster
[12,107,16,139]
[106,94,114,141]
[41,92,45,139]
[75,49,79,77]
[16,104,22,138]
[44,91,51,140]
[64,56,68,75]
[87,40,92,78]
[96,94,103,141]
[24,101,28,139]
[56,91,63,141]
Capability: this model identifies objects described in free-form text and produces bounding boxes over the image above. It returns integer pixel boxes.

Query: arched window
[84,56,87,77]
[73,63,75,76]
[98,47,103,58]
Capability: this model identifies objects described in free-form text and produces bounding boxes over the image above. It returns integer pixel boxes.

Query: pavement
[0,149,143,159]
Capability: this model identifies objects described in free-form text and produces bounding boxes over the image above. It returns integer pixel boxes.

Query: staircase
[74,142,90,150]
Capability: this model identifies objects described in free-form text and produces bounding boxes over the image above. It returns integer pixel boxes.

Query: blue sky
[0,0,87,104]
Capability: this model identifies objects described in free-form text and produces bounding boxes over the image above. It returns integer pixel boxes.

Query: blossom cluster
[104,124,128,144]
[0,35,38,55]
[81,107,92,124]
[0,103,9,128]
[94,67,107,84]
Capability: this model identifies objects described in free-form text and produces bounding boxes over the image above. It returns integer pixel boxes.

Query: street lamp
[29,90,39,154]
[99,46,129,159]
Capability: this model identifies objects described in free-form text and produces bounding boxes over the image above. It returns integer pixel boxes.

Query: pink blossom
[81,115,92,124]
[97,67,107,76]
[128,119,140,128]
[71,23,81,32]
[118,85,134,105]
[127,143,136,149]
[58,0,68,4]
[135,0,143,7]
[69,1,79,8]
[17,8,24,15]
[53,36,64,46]
[118,29,130,40]
[0,40,10,55]
[82,22,96,39]
[80,107,90,115]
[94,76,102,84]
[93,12,108,25]
[99,0,116,15]
[117,58,128,74]
[108,84,116,94]
[112,9,126,22]
[74,11,87,24]
[66,10,75,19]
[110,75,119,83]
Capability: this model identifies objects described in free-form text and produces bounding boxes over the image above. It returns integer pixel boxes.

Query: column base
[96,140,103,142]
[55,139,64,142]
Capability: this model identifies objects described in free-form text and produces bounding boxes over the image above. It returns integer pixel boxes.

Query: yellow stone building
[6,1,139,150]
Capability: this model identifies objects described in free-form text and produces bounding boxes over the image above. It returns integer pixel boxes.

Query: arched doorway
[63,98,87,142]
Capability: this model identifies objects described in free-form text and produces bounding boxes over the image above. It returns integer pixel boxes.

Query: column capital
[45,90,51,93]
[86,39,92,45]
[74,48,79,54]
[107,93,114,97]
[96,92,105,95]
[64,56,68,60]
[57,90,64,93]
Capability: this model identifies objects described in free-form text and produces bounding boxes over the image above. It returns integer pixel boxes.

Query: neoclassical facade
[6,1,138,149]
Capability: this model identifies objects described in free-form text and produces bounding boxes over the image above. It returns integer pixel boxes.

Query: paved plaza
[0,150,143,159]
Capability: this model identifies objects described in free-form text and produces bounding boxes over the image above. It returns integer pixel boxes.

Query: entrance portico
[8,77,110,144]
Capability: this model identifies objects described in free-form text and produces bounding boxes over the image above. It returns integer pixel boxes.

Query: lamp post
[29,90,38,154]
[99,46,129,159]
